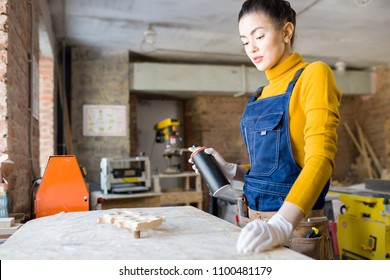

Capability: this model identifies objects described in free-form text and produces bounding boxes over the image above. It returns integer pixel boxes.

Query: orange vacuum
[34,155,89,218]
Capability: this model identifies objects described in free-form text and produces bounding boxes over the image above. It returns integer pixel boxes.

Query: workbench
[0,206,310,260]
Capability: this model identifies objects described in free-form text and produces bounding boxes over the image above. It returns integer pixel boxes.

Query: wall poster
[83,105,128,136]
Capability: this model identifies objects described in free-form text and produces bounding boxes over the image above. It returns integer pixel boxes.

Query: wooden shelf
[91,172,203,210]
[153,172,203,210]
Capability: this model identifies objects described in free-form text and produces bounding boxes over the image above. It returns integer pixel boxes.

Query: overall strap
[250,67,305,101]
[285,68,305,94]
[252,86,264,101]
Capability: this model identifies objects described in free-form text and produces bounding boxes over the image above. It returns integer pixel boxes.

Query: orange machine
[34,155,89,218]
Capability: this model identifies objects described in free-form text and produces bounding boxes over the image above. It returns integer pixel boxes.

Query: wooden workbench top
[0,206,310,260]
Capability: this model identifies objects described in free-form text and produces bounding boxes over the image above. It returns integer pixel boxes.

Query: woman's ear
[283,22,294,44]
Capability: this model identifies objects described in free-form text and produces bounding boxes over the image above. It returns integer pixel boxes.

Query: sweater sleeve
[285,62,341,215]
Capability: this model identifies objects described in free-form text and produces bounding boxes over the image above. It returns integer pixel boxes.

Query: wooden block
[133,230,141,239]
[9,213,25,224]
[98,211,165,238]
[0,217,15,228]
[0,223,22,236]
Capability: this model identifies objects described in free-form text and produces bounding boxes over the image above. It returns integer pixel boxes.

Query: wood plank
[0,217,14,228]
[344,122,374,178]
[343,122,363,154]
[0,223,22,236]
[160,191,203,209]
[354,121,375,178]
[100,196,161,210]
[354,121,383,176]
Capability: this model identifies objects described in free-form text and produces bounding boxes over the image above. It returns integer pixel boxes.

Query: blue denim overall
[240,68,329,212]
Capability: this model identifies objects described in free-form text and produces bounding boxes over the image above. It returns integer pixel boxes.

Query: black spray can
[190,146,230,195]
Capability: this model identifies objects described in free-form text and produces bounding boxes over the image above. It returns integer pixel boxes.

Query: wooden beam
[343,122,374,178]
[57,65,74,155]
[354,120,383,176]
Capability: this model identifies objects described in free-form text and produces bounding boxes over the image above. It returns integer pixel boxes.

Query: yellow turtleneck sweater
[259,53,341,215]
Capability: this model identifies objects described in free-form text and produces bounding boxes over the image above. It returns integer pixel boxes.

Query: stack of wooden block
[98,211,165,238]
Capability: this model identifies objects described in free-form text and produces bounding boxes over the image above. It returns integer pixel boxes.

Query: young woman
[190,0,341,259]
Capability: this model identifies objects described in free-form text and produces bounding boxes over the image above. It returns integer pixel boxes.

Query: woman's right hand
[188,147,237,180]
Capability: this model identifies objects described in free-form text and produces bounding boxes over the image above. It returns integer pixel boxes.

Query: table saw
[331,179,390,260]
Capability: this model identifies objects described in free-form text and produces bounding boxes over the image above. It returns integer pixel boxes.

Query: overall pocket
[242,112,283,176]
[244,177,291,212]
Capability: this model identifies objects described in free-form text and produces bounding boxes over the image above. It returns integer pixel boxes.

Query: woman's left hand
[236,214,293,253]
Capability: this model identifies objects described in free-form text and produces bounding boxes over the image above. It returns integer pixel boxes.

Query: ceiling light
[335,61,346,74]
[354,0,372,7]
[143,25,156,45]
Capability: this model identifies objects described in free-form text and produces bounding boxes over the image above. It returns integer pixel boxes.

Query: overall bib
[240,68,333,259]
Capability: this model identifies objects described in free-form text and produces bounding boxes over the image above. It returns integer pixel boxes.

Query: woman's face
[239,12,292,71]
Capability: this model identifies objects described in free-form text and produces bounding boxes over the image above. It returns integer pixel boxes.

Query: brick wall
[184,95,249,164]
[0,0,40,215]
[332,95,359,181]
[365,66,390,171]
[334,66,390,183]
[184,95,249,210]
[71,48,130,188]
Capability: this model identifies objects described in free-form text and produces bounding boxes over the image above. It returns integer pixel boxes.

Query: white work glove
[236,214,293,253]
[188,147,237,180]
